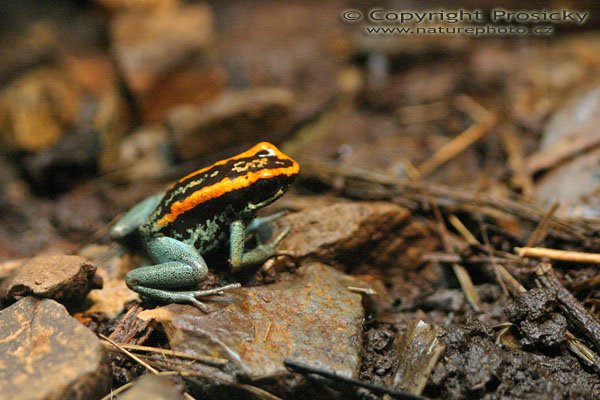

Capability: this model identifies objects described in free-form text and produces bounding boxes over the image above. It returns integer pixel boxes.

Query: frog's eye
[255,178,277,194]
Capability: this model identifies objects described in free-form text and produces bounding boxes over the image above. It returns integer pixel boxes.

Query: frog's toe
[270,226,290,246]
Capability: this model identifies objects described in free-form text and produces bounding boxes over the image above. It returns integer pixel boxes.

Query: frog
[110,142,299,309]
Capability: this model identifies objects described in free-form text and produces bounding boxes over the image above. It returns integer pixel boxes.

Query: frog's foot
[133,283,241,311]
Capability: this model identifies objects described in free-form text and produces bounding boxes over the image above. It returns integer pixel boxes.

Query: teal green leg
[126,237,236,309]
[110,193,163,239]
[229,219,289,272]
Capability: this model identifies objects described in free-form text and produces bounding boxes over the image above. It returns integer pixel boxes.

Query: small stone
[110,3,222,122]
[113,125,172,181]
[393,320,445,395]
[532,86,600,217]
[418,289,465,313]
[118,374,186,400]
[0,297,110,399]
[87,278,139,319]
[166,87,295,160]
[142,263,365,395]
[3,255,102,303]
[273,201,432,270]
[0,68,81,152]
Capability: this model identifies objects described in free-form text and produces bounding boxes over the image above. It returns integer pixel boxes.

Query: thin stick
[501,125,533,198]
[449,215,479,244]
[284,359,430,400]
[100,334,160,374]
[99,381,136,400]
[263,321,273,342]
[418,96,496,176]
[516,247,600,264]
[431,204,481,313]
[100,335,196,400]
[525,202,560,247]
[347,286,378,295]
[109,343,229,367]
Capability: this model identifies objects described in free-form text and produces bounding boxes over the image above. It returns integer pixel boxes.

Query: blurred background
[0,0,599,259]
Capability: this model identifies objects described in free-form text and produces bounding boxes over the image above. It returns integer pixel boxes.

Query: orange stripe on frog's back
[177,142,294,183]
[155,144,299,228]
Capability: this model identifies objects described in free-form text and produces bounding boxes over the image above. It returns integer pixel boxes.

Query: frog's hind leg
[126,237,237,309]
[110,193,163,240]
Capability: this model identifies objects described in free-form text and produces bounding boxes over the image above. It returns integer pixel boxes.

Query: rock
[0,21,57,86]
[393,320,445,396]
[110,3,223,122]
[117,374,185,400]
[3,255,102,303]
[0,297,110,399]
[166,87,295,160]
[140,263,365,396]
[77,245,140,318]
[0,68,81,152]
[530,86,600,217]
[96,0,180,13]
[273,201,433,271]
[418,289,465,313]
[113,125,172,181]
[21,128,100,194]
[87,278,139,318]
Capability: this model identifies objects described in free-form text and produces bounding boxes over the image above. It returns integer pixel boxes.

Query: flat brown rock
[167,87,295,160]
[3,255,102,303]
[110,3,221,122]
[118,375,185,400]
[0,297,110,400]
[273,201,433,270]
[141,263,365,395]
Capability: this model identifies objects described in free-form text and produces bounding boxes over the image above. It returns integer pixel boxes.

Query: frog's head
[241,142,299,210]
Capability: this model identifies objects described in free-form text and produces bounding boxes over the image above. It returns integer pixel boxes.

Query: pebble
[166,87,295,161]
[0,297,110,400]
[117,374,185,400]
[2,255,102,303]
[140,263,366,396]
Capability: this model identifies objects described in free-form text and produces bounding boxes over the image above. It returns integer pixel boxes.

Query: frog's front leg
[229,219,288,272]
[126,236,233,309]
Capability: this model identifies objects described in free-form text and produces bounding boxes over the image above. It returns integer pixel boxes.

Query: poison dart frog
[110,142,299,309]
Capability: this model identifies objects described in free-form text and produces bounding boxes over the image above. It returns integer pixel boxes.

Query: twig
[525,123,600,175]
[431,205,481,313]
[449,215,478,244]
[500,125,533,198]
[283,359,431,400]
[347,286,377,295]
[263,320,273,342]
[100,334,160,374]
[565,332,600,374]
[99,380,136,400]
[475,211,510,298]
[107,343,229,367]
[418,95,496,176]
[525,202,560,247]
[517,247,600,264]
[535,264,600,354]
[302,159,598,242]
[100,334,196,400]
